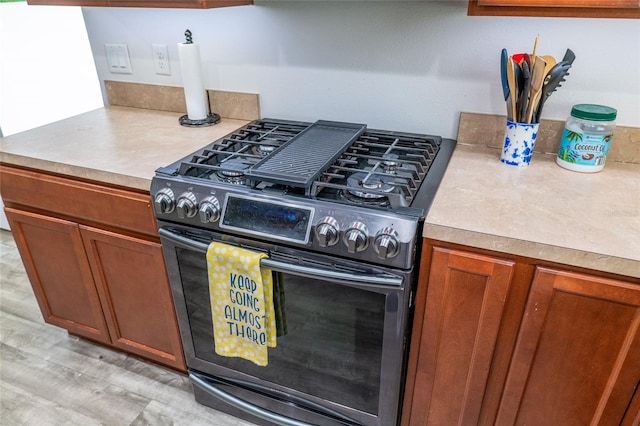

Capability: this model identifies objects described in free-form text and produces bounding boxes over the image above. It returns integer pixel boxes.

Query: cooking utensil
[513,59,523,99]
[501,49,512,118]
[562,48,576,65]
[506,58,518,121]
[512,53,529,67]
[535,61,572,122]
[542,55,556,74]
[501,49,510,100]
[525,55,547,123]
[511,54,525,107]
[530,35,539,72]
[537,55,557,116]
[518,59,531,123]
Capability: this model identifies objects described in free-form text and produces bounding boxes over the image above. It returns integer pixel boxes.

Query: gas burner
[251,144,277,158]
[347,172,396,199]
[381,154,402,174]
[216,157,250,183]
[216,170,247,185]
[339,189,390,207]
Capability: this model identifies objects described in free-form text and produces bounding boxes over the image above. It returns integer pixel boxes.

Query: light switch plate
[105,43,132,74]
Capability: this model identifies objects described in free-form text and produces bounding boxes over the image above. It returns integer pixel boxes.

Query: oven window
[176,247,385,415]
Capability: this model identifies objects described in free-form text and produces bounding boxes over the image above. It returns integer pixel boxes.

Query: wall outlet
[152,44,171,76]
[105,43,132,74]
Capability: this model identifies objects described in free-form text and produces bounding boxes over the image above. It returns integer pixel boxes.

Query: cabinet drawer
[0,165,157,237]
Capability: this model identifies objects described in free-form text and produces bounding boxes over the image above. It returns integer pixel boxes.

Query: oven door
[158,224,414,426]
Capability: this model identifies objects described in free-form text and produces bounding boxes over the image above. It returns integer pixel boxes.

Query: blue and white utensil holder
[500,120,539,166]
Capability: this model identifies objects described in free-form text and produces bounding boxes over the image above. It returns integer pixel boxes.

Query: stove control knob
[344,222,369,253]
[154,188,175,214]
[199,196,221,223]
[315,217,339,247]
[176,192,198,219]
[373,227,400,259]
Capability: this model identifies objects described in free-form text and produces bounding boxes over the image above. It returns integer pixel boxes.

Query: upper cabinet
[468,0,640,18]
[27,0,109,5]
[108,0,252,8]
[26,0,252,8]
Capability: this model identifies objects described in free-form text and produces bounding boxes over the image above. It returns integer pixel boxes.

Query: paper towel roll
[178,42,209,121]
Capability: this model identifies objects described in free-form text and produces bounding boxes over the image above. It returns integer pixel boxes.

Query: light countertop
[1,107,638,278]
[0,106,250,191]
[424,144,640,279]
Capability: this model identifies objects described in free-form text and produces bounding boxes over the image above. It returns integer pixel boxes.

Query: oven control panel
[151,178,420,269]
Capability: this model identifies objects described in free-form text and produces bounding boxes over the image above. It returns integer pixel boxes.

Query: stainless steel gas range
[151,118,456,426]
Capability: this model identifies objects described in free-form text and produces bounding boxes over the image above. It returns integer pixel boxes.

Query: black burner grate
[313,131,441,209]
[175,119,309,179]
[159,119,443,210]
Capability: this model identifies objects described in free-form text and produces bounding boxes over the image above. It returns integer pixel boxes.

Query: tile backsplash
[100,84,639,165]
[104,81,260,121]
[457,112,639,164]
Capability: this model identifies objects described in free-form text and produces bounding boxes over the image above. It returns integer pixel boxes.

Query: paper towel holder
[179,30,220,127]
[179,109,220,127]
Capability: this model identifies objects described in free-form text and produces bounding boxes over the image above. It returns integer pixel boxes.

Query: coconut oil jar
[557,104,617,173]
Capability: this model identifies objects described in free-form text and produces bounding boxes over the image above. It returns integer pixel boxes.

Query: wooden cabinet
[81,225,185,368]
[496,267,640,425]
[26,0,251,8]
[403,241,640,425]
[27,0,109,5]
[402,245,517,425]
[0,164,186,372]
[5,209,111,345]
[468,0,640,18]
[108,0,251,8]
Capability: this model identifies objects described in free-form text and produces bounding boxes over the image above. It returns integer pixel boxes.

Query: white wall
[0,2,103,230]
[0,3,103,136]
[82,2,638,139]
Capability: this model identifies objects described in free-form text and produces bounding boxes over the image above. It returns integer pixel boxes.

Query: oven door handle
[190,372,314,426]
[159,227,403,287]
[263,258,403,287]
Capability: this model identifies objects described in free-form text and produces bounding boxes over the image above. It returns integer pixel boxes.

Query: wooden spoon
[530,35,539,72]
[541,55,557,80]
[506,57,518,121]
[525,56,547,124]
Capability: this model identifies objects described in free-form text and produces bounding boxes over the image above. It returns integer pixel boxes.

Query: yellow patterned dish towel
[207,242,277,366]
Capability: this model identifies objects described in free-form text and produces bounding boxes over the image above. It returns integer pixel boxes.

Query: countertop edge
[0,152,152,192]
[423,222,640,279]
[0,107,253,192]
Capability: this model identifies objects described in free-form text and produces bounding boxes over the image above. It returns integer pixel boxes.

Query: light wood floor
[0,229,257,426]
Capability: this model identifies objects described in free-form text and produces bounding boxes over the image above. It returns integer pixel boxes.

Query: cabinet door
[26,0,110,5]
[0,164,159,238]
[405,247,515,425]
[80,226,185,371]
[621,385,640,426]
[108,0,251,8]
[477,0,637,6]
[4,208,110,344]
[26,0,250,7]
[496,267,640,425]
[468,0,640,18]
